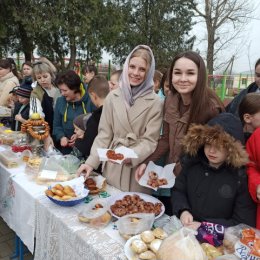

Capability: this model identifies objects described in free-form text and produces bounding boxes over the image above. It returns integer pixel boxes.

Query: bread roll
[131,239,147,254]
[139,250,156,260]
[141,231,155,243]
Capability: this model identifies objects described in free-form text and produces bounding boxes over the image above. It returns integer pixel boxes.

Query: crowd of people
[1,46,260,230]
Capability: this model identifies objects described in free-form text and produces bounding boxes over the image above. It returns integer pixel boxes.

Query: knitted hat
[16,79,33,98]
[73,113,92,131]
[9,86,19,94]
[207,112,245,144]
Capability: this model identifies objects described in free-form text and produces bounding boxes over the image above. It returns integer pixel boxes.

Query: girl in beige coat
[0,59,19,106]
[77,45,163,193]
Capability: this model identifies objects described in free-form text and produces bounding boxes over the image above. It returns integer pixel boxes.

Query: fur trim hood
[182,113,248,168]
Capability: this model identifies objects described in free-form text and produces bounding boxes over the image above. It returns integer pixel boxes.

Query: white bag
[157,227,207,260]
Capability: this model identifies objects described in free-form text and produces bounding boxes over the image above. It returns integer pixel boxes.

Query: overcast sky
[190,0,260,73]
[104,1,260,73]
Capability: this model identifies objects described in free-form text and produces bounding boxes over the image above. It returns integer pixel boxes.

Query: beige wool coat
[86,88,163,193]
[0,72,19,106]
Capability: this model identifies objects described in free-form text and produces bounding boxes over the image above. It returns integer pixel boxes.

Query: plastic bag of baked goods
[157,227,207,260]
[223,224,251,254]
[117,213,155,240]
[36,155,77,184]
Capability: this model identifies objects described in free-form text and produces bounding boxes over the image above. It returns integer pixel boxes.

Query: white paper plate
[109,192,165,219]
[139,162,176,191]
[124,235,142,260]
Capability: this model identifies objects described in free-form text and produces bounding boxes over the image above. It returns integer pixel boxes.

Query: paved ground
[0,217,33,260]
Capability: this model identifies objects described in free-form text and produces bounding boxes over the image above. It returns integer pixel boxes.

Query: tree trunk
[207,29,215,75]
[67,37,76,69]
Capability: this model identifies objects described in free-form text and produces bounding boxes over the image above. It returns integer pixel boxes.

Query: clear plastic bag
[223,224,251,254]
[117,213,155,239]
[157,227,207,260]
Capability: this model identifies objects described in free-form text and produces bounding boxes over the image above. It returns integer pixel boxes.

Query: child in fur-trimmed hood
[172,112,256,228]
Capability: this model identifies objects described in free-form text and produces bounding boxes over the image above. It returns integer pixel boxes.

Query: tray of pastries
[109,192,164,219]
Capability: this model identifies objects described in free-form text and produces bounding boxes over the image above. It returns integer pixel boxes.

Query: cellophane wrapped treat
[223,224,260,259]
[117,213,155,240]
[196,222,225,247]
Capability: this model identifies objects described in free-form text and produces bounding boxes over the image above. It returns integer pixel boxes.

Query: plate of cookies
[45,177,89,206]
[124,228,168,260]
[109,192,165,219]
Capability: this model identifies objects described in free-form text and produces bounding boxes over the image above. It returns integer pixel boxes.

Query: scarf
[119,45,155,108]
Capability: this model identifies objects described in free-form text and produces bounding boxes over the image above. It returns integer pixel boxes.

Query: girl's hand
[135,163,147,182]
[43,135,54,151]
[180,210,193,226]
[15,114,24,122]
[186,221,201,230]
[122,158,132,166]
[76,164,93,179]
[60,137,68,147]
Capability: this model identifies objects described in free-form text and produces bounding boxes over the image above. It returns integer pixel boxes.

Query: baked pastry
[131,239,147,254]
[140,231,155,243]
[149,239,162,253]
[139,250,156,260]
[110,194,163,217]
[152,228,168,239]
[106,149,124,160]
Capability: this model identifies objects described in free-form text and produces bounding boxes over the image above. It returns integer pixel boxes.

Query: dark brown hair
[255,58,260,70]
[169,51,224,125]
[55,70,82,93]
[0,59,12,71]
[239,93,260,123]
[22,61,33,68]
[88,75,109,99]
[82,64,97,75]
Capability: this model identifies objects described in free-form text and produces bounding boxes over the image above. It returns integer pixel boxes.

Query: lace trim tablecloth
[0,162,46,253]
[34,185,127,260]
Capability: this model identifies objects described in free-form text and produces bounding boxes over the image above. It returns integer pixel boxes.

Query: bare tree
[191,0,255,74]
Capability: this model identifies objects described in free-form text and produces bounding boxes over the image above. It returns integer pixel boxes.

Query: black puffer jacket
[226,82,259,117]
[172,113,256,227]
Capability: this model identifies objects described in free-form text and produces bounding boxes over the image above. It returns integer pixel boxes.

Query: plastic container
[78,199,112,228]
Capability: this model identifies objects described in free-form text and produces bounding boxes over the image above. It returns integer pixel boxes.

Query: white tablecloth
[34,186,127,260]
[0,161,46,253]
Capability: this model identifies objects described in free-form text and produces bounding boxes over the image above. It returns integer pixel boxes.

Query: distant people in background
[226,58,260,116]
[77,45,163,193]
[108,69,122,91]
[21,61,33,82]
[0,59,19,107]
[153,70,163,94]
[81,64,97,112]
[11,78,33,131]
[6,58,22,81]
[73,76,110,169]
[82,64,97,85]
[239,93,260,142]
[30,58,60,132]
[239,93,260,229]
[53,70,92,154]
[161,69,170,97]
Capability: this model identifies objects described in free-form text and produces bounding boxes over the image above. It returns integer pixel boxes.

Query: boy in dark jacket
[172,113,256,228]
[73,75,109,165]
[11,79,33,131]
